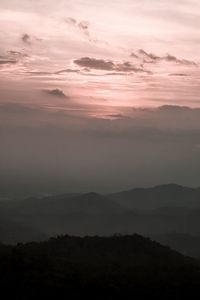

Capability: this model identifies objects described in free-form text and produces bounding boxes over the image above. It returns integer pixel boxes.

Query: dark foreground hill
[1,234,200,299]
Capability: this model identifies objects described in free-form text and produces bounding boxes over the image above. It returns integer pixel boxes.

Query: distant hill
[1,184,200,245]
[110,184,200,209]
[0,193,127,241]
[8,192,125,215]
[151,232,200,259]
[1,234,200,298]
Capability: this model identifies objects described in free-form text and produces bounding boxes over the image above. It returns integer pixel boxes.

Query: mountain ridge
[109,183,200,209]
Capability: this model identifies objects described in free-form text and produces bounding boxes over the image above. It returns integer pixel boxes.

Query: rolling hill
[1,234,200,298]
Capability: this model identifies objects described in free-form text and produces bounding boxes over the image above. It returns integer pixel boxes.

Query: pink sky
[0,0,200,118]
[1,1,200,192]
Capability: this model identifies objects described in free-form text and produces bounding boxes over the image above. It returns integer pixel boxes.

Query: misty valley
[1,184,200,258]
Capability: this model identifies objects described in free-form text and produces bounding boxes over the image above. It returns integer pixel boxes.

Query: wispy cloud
[65,17,92,41]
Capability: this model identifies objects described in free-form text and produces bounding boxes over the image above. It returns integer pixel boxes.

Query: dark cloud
[158,105,192,113]
[22,34,31,44]
[138,49,160,61]
[54,69,80,75]
[74,57,115,71]
[0,60,17,65]
[78,21,90,38]
[131,105,197,115]
[78,21,89,31]
[0,51,29,66]
[168,73,189,77]
[137,49,160,62]
[130,52,139,59]
[74,57,150,73]
[115,61,150,73]
[65,17,77,25]
[26,68,79,76]
[106,114,126,119]
[64,16,108,45]
[137,49,197,66]
[43,89,68,98]
[27,71,52,76]
[165,54,197,66]
[65,17,91,39]
[105,72,129,76]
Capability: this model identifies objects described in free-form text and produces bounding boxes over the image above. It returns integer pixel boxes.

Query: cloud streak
[74,57,149,73]
[136,49,197,66]
[0,60,17,65]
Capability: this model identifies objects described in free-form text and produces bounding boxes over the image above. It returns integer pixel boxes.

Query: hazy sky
[1,0,200,195]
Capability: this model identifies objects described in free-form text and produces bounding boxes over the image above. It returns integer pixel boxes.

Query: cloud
[65,17,77,26]
[168,73,189,77]
[43,89,68,98]
[0,50,29,67]
[78,21,90,38]
[65,17,92,40]
[54,69,79,75]
[137,49,197,66]
[131,105,197,115]
[105,72,129,76]
[138,49,160,61]
[106,114,126,119]
[115,61,150,73]
[1,102,200,133]
[27,71,52,76]
[0,60,17,65]
[78,21,89,31]
[157,105,192,113]
[22,34,31,44]
[0,50,29,68]
[26,68,79,76]
[164,54,197,66]
[74,57,150,73]
[74,57,115,71]
[130,53,139,59]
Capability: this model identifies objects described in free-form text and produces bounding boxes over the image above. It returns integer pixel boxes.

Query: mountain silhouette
[12,192,125,215]
[1,184,200,249]
[1,234,200,298]
[110,184,200,209]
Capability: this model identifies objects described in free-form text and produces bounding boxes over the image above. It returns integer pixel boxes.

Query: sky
[1,0,200,195]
